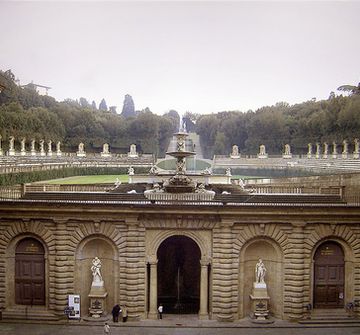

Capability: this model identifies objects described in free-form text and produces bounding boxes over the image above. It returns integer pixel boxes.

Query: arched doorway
[15,237,45,305]
[157,235,201,314]
[313,241,344,308]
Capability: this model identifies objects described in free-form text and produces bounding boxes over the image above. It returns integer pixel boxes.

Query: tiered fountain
[163,131,197,193]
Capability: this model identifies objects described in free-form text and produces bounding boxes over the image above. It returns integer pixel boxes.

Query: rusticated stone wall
[0,202,359,322]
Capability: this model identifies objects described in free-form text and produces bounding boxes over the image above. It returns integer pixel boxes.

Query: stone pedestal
[250,282,270,321]
[88,282,108,318]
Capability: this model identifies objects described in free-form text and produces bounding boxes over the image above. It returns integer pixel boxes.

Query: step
[2,307,61,321]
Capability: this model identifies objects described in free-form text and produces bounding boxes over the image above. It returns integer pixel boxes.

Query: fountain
[163,131,197,193]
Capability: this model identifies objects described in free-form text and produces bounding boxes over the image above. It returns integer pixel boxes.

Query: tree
[121,94,135,118]
[79,97,90,108]
[91,101,97,110]
[337,83,360,96]
[99,98,108,111]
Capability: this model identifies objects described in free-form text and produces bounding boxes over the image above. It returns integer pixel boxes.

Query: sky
[0,1,359,115]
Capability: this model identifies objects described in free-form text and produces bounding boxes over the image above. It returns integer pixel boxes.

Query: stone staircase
[2,306,61,321]
[299,308,359,324]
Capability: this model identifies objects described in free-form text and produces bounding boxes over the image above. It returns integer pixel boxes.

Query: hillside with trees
[196,85,360,158]
[0,70,178,157]
[1,69,359,159]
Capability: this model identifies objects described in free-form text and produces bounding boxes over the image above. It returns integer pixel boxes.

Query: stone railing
[0,185,22,199]
[144,192,215,202]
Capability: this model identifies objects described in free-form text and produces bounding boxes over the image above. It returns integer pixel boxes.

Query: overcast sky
[0,1,359,115]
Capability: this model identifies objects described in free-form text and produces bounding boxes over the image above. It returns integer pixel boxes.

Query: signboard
[68,294,80,319]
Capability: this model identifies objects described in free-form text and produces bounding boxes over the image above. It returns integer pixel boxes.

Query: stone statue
[149,164,158,175]
[31,139,36,156]
[201,167,212,175]
[332,141,337,158]
[342,140,348,158]
[20,138,26,156]
[91,257,103,284]
[230,145,240,158]
[323,142,328,158]
[48,140,52,156]
[56,141,62,156]
[40,140,45,156]
[284,144,291,155]
[225,167,232,176]
[255,258,266,284]
[9,136,14,150]
[103,143,109,153]
[128,144,138,157]
[77,142,86,157]
[315,142,320,158]
[0,135,2,156]
[283,144,292,158]
[128,166,134,175]
[259,145,266,155]
[307,143,312,158]
[354,138,359,159]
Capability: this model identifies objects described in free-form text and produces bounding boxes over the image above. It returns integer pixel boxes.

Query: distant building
[21,81,51,95]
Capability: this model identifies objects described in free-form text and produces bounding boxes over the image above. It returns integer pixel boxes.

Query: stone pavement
[1,315,360,335]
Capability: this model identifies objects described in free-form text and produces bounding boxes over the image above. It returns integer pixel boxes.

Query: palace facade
[0,186,360,322]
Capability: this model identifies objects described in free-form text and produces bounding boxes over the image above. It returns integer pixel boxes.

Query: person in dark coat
[111,304,121,322]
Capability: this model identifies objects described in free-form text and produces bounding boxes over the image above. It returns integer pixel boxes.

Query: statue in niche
[255,258,267,284]
[128,166,134,175]
[225,167,232,176]
[91,257,103,284]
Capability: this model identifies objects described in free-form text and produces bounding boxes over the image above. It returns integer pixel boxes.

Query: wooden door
[314,242,344,308]
[15,238,45,305]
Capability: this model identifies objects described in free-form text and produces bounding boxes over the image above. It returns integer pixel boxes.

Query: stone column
[199,257,210,319]
[148,256,158,319]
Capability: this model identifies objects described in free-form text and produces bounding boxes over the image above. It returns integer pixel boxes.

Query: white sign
[68,294,81,319]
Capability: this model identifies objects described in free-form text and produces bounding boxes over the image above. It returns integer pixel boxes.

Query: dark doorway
[157,235,201,314]
[314,241,344,308]
[15,238,45,305]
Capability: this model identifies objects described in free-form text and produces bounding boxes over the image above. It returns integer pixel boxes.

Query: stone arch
[308,235,355,309]
[147,229,211,260]
[75,234,119,318]
[234,223,290,255]
[238,236,284,319]
[2,220,56,309]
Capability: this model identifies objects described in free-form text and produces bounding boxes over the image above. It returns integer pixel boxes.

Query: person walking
[158,303,163,319]
[103,322,111,334]
[121,304,128,322]
[111,304,121,322]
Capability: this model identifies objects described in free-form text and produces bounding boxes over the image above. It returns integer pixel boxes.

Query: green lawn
[42,175,129,184]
